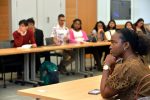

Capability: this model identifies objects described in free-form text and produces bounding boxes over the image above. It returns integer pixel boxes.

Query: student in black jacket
[27,18,50,72]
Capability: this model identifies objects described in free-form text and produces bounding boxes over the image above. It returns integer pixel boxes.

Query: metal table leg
[74,48,93,77]
[80,48,93,77]
[30,53,36,81]
[16,53,38,86]
[24,54,29,81]
[75,49,80,72]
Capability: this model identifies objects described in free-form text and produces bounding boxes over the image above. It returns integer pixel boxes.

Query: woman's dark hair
[93,21,106,32]
[134,18,146,34]
[124,21,135,30]
[19,19,28,26]
[27,18,35,25]
[117,28,150,56]
[107,19,116,30]
[71,18,82,30]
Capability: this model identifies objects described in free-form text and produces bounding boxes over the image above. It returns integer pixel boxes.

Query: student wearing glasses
[51,14,75,73]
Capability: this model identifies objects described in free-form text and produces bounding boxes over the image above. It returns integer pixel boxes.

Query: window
[111,0,131,20]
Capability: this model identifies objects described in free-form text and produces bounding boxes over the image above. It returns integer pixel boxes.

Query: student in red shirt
[13,19,37,79]
[13,19,37,47]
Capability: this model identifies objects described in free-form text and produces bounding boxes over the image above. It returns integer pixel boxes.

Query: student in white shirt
[51,14,69,45]
[106,19,116,31]
[51,14,75,74]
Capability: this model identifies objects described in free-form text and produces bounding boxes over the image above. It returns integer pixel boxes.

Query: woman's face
[19,24,28,32]
[74,21,81,30]
[110,33,124,57]
[126,23,132,29]
[109,21,115,29]
[97,23,103,29]
[137,21,144,28]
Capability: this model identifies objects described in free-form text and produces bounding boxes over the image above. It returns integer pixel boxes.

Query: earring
[124,48,127,51]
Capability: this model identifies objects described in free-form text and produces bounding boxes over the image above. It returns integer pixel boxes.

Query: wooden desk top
[18,75,104,100]
[0,42,111,56]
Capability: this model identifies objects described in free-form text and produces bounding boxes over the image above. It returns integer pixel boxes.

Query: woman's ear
[123,42,130,51]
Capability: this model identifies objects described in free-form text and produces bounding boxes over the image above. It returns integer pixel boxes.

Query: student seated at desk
[12,19,37,78]
[69,19,88,43]
[91,21,110,70]
[51,14,75,74]
[106,19,116,31]
[91,21,106,41]
[100,28,150,100]
[134,18,150,35]
[13,19,37,48]
[69,18,102,70]
[27,18,50,73]
[124,21,135,31]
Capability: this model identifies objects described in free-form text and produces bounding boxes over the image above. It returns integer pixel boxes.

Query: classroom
[0,0,150,100]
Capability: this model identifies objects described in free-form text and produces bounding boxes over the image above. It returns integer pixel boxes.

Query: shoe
[58,65,67,74]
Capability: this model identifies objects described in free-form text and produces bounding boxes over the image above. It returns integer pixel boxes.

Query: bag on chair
[40,61,59,85]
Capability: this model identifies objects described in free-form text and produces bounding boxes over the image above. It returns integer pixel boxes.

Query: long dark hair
[93,21,106,32]
[117,28,150,56]
[134,18,146,34]
[71,18,82,30]
[124,21,135,30]
[107,19,116,30]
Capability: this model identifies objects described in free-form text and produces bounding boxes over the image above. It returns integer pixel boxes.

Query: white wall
[97,0,150,25]
[132,0,150,23]
[11,0,37,33]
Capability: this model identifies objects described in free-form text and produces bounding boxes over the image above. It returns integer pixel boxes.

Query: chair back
[0,40,13,48]
[45,37,54,45]
[135,74,150,100]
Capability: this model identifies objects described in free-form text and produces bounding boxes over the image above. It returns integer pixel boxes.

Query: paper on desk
[21,44,32,49]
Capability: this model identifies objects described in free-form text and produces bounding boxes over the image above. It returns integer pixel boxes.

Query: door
[11,0,37,32]
[39,0,65,38]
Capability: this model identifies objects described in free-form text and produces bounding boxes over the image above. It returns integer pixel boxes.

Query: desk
[0,42,111,56]
[18,75,104,100]
[0,42,111,83]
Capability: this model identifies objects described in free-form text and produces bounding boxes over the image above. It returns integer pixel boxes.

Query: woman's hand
[63,36,69,43]
[104,54,116,67]
[32,44,37,48]
[98,29,104,33]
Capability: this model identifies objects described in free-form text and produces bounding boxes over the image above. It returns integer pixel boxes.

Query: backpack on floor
[40,61,59,85]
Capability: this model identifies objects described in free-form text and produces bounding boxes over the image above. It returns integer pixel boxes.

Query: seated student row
[12,14,150,75]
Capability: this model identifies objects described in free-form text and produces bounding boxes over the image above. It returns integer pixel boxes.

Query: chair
[45,37,74,75]
[84,35,96,71]
[45,37,63,65]
[135,74,150,99]
[0,40,23,88]
[84,54,94,71]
